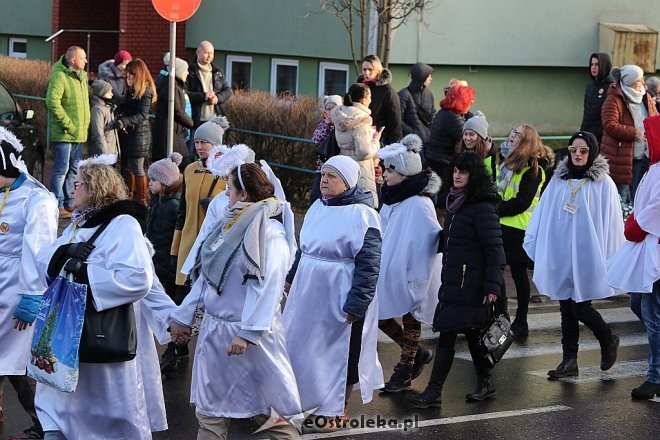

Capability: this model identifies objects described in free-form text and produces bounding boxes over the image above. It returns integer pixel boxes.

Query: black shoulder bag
[315,130,340,161]
[475,305,514,368]
[78,221,138,363]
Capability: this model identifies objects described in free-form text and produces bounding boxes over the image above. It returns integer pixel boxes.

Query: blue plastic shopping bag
[27,275,87,392]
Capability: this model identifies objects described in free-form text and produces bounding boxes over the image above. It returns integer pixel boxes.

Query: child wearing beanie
[455,111,497,178]
[88,79,120,157]
[146,152,184,300]
[376,134,442,392]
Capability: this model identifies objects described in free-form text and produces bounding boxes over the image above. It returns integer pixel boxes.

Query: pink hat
[114,50,132,65]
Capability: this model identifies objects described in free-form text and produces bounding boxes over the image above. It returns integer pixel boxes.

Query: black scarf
[380,172,429,206]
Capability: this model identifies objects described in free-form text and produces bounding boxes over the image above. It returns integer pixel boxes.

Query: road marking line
[527,360,647,383]
[454,334,647,360]
[300,405,571,438]
[379,307,640,343]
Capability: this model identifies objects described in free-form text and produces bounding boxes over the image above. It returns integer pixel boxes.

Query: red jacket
[600,83,657,185]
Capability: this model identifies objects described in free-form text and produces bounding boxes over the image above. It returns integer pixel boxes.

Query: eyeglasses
[510,129,523,139]
[73,181,86,190]
[568,146,590,155]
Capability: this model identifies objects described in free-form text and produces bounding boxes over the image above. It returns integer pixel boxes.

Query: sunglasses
[568,146,590,155]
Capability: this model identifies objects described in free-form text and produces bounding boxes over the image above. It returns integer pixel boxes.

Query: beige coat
[330,103,379,204]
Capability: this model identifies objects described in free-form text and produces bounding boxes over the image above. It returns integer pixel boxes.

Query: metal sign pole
[166,21,176,156]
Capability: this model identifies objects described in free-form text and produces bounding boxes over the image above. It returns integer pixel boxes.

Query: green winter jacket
[46,56,90,143]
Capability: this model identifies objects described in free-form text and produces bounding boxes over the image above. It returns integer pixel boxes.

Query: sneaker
[382,363,413,393]
[58,208,72,219]
[8,426,44,439]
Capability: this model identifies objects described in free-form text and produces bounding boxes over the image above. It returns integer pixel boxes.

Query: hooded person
[606,115,660,399]
[580,53,613,143]
[524,131,624,380]
[398,63,436,143]
[88,79,120,157]
[283,154,384,427]
[98,49,132,105]
[0,127,58,440]
[375,134,443,393]
[601,64,659,203]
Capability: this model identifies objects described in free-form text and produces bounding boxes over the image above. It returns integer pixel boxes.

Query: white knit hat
[377,134,423,176]
[194,116,229,145]
[170,57,189,82]
[322,155,360,188]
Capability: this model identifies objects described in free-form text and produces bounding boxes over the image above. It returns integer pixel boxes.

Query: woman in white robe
[283,155,383,425]
[605,115,660,399]
[524,131,624,379]
[35,155,156,440]
[170,162,301,440]
[375,134,442,393]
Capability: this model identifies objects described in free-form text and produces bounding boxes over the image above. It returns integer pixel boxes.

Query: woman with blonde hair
[358,54,402,145]
[116,58,157,205]
[496,124,553,339]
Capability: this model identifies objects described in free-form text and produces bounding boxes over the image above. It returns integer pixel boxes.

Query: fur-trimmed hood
[422,170,441,197]
[330,103,373,132]
[554,154,610,181]
[82,199,149,232]
[356,68,393,87]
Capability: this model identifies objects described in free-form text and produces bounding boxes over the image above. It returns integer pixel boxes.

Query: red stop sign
[152,0,202,22]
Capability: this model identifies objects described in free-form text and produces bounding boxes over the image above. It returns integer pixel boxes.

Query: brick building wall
[52,0,187,77]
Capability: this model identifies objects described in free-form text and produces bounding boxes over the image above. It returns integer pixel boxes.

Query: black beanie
[567,131,599,178]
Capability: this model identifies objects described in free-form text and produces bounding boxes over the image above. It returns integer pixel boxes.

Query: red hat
[643,115,660,165]
[114,50,132,65]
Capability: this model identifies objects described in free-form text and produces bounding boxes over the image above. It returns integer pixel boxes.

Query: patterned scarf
[72,206,103,227]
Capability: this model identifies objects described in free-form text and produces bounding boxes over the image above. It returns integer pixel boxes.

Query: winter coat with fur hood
[398,63,436,143]
[600,82,658,185]
[330,102,380,204]
[357,69,402,145]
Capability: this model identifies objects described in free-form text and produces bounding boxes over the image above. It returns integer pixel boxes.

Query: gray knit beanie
[377,134,423,176]
[194,116,230,145]
[148,152,183,186]
[91,80,112,99]
[463,111,489,140]
[170,58,189,82]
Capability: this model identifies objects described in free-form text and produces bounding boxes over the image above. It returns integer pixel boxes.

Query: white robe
[524,173,624,301]
[283,200,384,417]
[0,176,58,375]
[171,219,302,419]
[35,214,155,440]
[605,163,660,293]
[377,195,442,324]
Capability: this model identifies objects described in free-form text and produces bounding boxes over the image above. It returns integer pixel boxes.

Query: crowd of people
[0,46,658,440]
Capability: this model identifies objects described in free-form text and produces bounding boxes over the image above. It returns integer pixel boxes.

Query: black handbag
[475,306,514,368]
[315,131,340,161]
[77,221,138,363]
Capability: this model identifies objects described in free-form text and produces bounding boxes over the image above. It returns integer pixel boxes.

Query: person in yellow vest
[496,124,554,339]
[163,116,228,373]
[455,111,498,179]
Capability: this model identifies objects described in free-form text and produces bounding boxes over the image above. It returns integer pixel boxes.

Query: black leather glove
[171,255,178,269]
[63,258,89,284]
[65,242,95,260]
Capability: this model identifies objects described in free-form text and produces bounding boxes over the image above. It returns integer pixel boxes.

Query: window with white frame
[270,59,298,97]
[319,62,349,96]
[8,38,27,58]
[226,55,252,91]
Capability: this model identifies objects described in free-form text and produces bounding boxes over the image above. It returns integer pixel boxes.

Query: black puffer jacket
[146,193,181,284]
[580,52,612,143]
[152,74,194,162]
[398,63,436,143]
[186,62,232,126]
[433,192,505,333]
[357,69,402,145]
[118,87,153,158]
[424,108,465,166]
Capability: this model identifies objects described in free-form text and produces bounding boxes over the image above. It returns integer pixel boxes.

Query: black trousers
[436,328,492,372]
[559,299,612,358]
[346,319,364,385]
[0,374,41,429]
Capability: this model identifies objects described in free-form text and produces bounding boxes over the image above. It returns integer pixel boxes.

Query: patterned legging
[379,313,422,365]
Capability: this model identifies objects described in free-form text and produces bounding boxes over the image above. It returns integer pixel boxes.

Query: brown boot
[133,175,148,205]
[123,173,135,200]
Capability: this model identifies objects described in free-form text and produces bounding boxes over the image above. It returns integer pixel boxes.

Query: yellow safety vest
[499,166,545,230]
[484,156,498,180]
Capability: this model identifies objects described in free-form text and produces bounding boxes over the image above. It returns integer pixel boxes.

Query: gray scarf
[621,82,644,104]
[196,197,283,294]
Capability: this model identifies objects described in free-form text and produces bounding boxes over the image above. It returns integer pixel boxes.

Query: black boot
[411,346,434,380]
[465,368,496,401]
[547,358,578,378]
[406,348,454,409]
[382,363,413,393]
[631,380,660,400]
[511,317,529,339]
[600,334,619,371]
